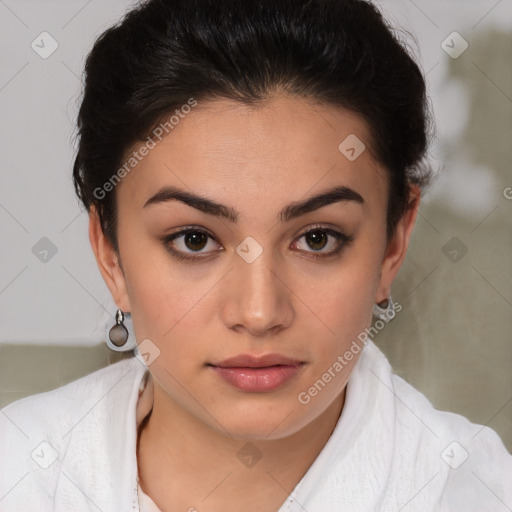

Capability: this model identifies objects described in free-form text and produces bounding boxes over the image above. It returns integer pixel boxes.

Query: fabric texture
[1,339,511,512]
[135,370,159,511]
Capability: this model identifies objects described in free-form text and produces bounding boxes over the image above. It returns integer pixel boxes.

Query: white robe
[1,339,511,512]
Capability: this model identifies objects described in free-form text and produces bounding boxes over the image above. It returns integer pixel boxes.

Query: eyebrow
[143,184,364,223]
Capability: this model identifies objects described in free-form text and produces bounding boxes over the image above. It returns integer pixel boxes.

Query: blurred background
[0,0,511,451]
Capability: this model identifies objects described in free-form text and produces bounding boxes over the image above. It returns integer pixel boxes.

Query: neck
[137,381,345,512]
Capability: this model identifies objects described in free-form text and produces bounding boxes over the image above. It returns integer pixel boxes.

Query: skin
[89,92,420,512]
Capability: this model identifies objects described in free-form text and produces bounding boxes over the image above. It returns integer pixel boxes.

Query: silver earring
[107,309,133,352]
[372,294,395,322]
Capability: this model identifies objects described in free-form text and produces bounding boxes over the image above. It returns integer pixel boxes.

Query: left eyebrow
[279,185,364,222]
[143,185,364,223]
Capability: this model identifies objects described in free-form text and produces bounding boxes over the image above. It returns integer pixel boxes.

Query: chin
[209,402,307,441]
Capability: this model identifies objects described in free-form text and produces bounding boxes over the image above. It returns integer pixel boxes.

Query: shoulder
[390,370,511,457]
[389,371,512,509]
[0,356,141,423]
[349,341,512,508]
[0,356,145,510]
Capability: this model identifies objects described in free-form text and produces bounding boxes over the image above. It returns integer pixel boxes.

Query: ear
[375,185,421,303]
[88,205,131,312]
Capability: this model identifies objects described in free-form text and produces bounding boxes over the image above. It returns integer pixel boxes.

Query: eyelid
[296,223,346,239]
[165,225,218,242]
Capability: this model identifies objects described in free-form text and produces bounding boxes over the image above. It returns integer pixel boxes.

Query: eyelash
[161,225,354,263]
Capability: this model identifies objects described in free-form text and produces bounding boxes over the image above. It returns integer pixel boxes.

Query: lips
[213,353,303,368]
[209,353,305,392]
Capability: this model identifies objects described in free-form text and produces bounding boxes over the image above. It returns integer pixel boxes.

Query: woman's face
[91,93,418,440]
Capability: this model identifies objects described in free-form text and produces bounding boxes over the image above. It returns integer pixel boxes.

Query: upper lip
[212,353,304,368]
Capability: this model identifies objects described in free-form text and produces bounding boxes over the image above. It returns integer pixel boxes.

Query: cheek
[119,238,208,344]
[296,251,383,352]
[128,268,213,346]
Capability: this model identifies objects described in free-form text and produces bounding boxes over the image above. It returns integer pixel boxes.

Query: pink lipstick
[209,353,304,392]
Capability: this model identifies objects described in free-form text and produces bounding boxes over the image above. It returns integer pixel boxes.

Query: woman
[1,0,511,511]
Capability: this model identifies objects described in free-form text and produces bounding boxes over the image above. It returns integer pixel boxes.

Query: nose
[220,247,295,338]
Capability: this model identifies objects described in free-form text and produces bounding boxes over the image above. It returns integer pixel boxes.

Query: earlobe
[88,206,131,312]
[375,185,421,303]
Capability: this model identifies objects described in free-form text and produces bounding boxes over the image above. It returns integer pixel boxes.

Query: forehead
[117,94,388,214]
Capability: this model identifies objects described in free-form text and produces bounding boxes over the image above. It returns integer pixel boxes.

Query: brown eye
[183,231,208,251]
[162,227,223,262]
[305,230,328,251]
[292,226,354,259]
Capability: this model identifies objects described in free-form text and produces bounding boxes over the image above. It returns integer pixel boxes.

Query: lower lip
[211,364,303,392]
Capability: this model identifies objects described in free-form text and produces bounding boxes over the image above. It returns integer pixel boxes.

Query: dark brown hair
[72,0,433,252]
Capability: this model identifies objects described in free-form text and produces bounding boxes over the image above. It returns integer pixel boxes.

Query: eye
[161,225,353,263]
[291,226,353,259]
[162,228,222,261]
